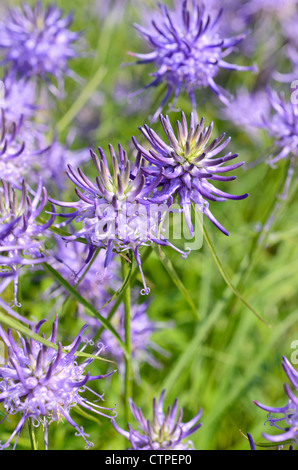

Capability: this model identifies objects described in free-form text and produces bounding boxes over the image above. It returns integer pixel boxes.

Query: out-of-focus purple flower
[0,2,79,94]
[274,46,298,83]
[242,0,297,18]
[112,389,202,450]
[261,88,297,197]
[0,178,55,305]
[100,299,167,374]
[49,238,165,373]
[50,144,185,295]
[39,139,90,192]
[133,111,248,236]
[254,356,298,445]
[221,87,270,138]
[0,110,29,186]
[130,0,256,120]
[0,73,38,126]
[0,315,117,450]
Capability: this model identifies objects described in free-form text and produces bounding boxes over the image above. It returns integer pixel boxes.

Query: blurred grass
[0,0,297,451]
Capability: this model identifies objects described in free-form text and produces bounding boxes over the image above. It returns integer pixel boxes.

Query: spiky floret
[112,389,202,450]
[133,111,248,236]
[50,144,185,295]
[254,356,298,445]
[0,316,117,450]
[130,0,256,120]
[0,178,55,305]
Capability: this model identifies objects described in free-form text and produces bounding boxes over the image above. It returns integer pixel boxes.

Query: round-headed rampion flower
[130,0,256,120]
[0,178,55,305]
[39,140,90,193]
[50,144,186,295]
[254,356,298,445]
[133,111,248,236]
[0,316,117,450]
[261,88,298,197]
[221,87,270,138]
[112,389,202,450]
[0,2,79,93]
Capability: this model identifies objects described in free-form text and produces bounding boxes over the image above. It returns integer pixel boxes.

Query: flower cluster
[262,89,298,166]
[50,143,185,295]
[0,2,79,92]
[0,316,117,450]
[133,111,248,236]
[254,356,298,445]
[130,0,256,119]
[112,389,202,449]
[0,179,55,305]
[260,88,298,197]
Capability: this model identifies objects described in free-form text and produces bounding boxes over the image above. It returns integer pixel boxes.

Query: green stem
[42,262,129,358]
[121,256,132,422]
[202,223,268,325]
[57,66,107,134]
[28,418,38,450]
[94,246,153,341]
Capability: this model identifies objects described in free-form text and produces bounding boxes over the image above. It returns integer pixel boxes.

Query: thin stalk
[28,419,38,450]
[121,255,132,423]
[198,214,268,325]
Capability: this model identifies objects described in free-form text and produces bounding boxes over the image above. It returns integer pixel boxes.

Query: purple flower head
[0,2,79,93]
[0,178,55,305]
[133,111,248,237]
[254,356,298,445]
[50,144,185,295]
[221,87,271,138]
[242,0,297,17]
[0,73,38,126]
[130,0,256,120]
[112,390,202,450]
[39,140,90,192]
[0,316,117,450]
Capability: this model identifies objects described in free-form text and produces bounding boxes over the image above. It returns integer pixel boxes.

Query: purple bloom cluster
[112,389,202,449]
[50,143,186,295]
[0,2,79,92]
[133,111,248,236]
[221,87,270,138]
[254,356,298,444]
[0,179,55,305]
[130,0,256,119]
[262,89,298,166]
[0,316,116,449]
